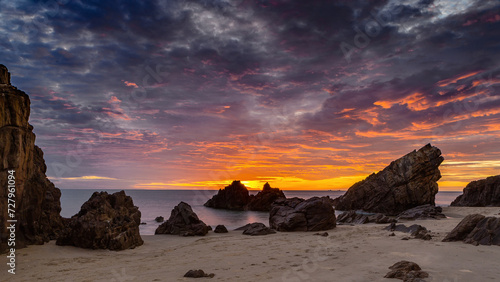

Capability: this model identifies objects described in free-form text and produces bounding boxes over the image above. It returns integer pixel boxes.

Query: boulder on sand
[155,202,210,236]
[333,144,444,215]
[236,222,276,236]
[269,197,336,231]
[56,191,143,250]
[443,214,500,246]
[397,204,446,220]
[337,210,394,224]
[450,175,500,207]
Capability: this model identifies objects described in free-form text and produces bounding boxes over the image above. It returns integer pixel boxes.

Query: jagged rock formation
[247,182,286,211]
[235,222,276,236]
[56,191,143,250]
[443,214,500,246]
[155,202,210,236]
[204,181,286,211]
[450,175,500,207]
[337,210,394,224]
[333,144,444,215]
[269,197,336,231]
[397,204,446,220]
[384,261,429,281]
[0,65,63,253]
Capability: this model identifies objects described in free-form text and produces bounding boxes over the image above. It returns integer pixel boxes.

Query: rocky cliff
[333,144,444,215]
[0,65,63,253]
[450,175,500,207]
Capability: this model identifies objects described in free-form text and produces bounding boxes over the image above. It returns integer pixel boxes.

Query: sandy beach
[3,206,499,282]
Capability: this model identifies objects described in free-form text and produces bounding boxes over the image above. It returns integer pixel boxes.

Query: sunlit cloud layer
[1,0,499,191]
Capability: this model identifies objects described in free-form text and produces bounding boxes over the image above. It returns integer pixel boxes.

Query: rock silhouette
[450,175,500,207]
[0,65,63,253]
[333,144,443,215]
[155,202,210,236]
[56,191,143,250]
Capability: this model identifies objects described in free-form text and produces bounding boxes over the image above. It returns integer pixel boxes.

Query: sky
[1,0,499,191]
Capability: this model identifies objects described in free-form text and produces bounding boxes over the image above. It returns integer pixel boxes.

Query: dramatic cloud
[1,0,499,190]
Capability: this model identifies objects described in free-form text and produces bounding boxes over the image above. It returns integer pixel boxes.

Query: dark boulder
[155,216,164,222]
[204,181,250,210]
[442,214,485,242]
[269,197,336,231]
[56,191,143,250]
[385,223,432,240]
[214,225,228,233]
[236,222,276,236]
[397,204,446,220]
[184,269,215,278]
[384,261,429,281]
[464,217,500,246]
[155,202,209,236]
[333,144,443,215]
[246,182,286,211]
[450,175,500,207]
[337,210,394,224]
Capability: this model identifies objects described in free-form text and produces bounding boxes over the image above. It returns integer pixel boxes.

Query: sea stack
[333,144,444,215]
[0,65,63,253]
[450,175,500,207]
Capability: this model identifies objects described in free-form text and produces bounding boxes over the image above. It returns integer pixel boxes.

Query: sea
[60,189,462,235]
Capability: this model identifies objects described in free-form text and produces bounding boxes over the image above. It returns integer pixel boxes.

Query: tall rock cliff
[450,175,500,207]
[0,65,63,253]
[333,144,444,215]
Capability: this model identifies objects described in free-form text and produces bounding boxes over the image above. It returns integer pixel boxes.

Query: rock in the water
[385,224,432,240]
[333,144,443,215]
[450,175,500,207]
[337,210,394,224]
[204,181,286,211]
[214,225,228,233]
[397,204,446,220]
[384,261,429,281]
[204,180,251,210]
[444,214,500,246]
[155,216,164,222]
[155,202,210,236]
[269,197,336,231]
[236,222,276,235]
[246,182,286,211]
[184,269,215,278]
[442,214,485,242]
[56,191,143,250]
[0,66,63,253]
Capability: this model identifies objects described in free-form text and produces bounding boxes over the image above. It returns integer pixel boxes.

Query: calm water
[60,189,462,235]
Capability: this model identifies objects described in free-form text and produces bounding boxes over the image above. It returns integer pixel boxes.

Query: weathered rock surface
[386,223,432,240]
[184,269,215,278]
[0,65,63,253]
[56,191,143,250]
[236,222,276,236]
[333,144,443,215]
[155,202,210,236]
[204,181,286,211]
[247,182,286,211]
[443,214,500,246]
[214,225,228,233]
[384,261,429,281]
[337,210,394,224]
[442,214,485,242]
[269,197,336,231]
[450,175,500,207]
[397,204,446,220]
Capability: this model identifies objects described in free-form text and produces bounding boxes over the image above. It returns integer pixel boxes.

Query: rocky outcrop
[333,144,443,215]
[0,65,63,253]
[184,269,215,278]
[337,210,394,224]
[204,181,286,211]
[246,182,286,211]
[397,204,446,220]
[236,222,276,235]
[450,175,500,207]
[385,223,432,240]
[384,261,429,281]
[56,191,143,250]
[269,197,336,231]
[155,216,164,222]
[155,202,210,236]
[443,214,500,246]
[204,181,251,210]
[214,225,228,233]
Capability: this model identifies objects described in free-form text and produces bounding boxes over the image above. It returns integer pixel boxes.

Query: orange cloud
[437,71,481,87]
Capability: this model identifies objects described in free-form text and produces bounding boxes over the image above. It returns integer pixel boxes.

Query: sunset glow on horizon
[1,1,499,192]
